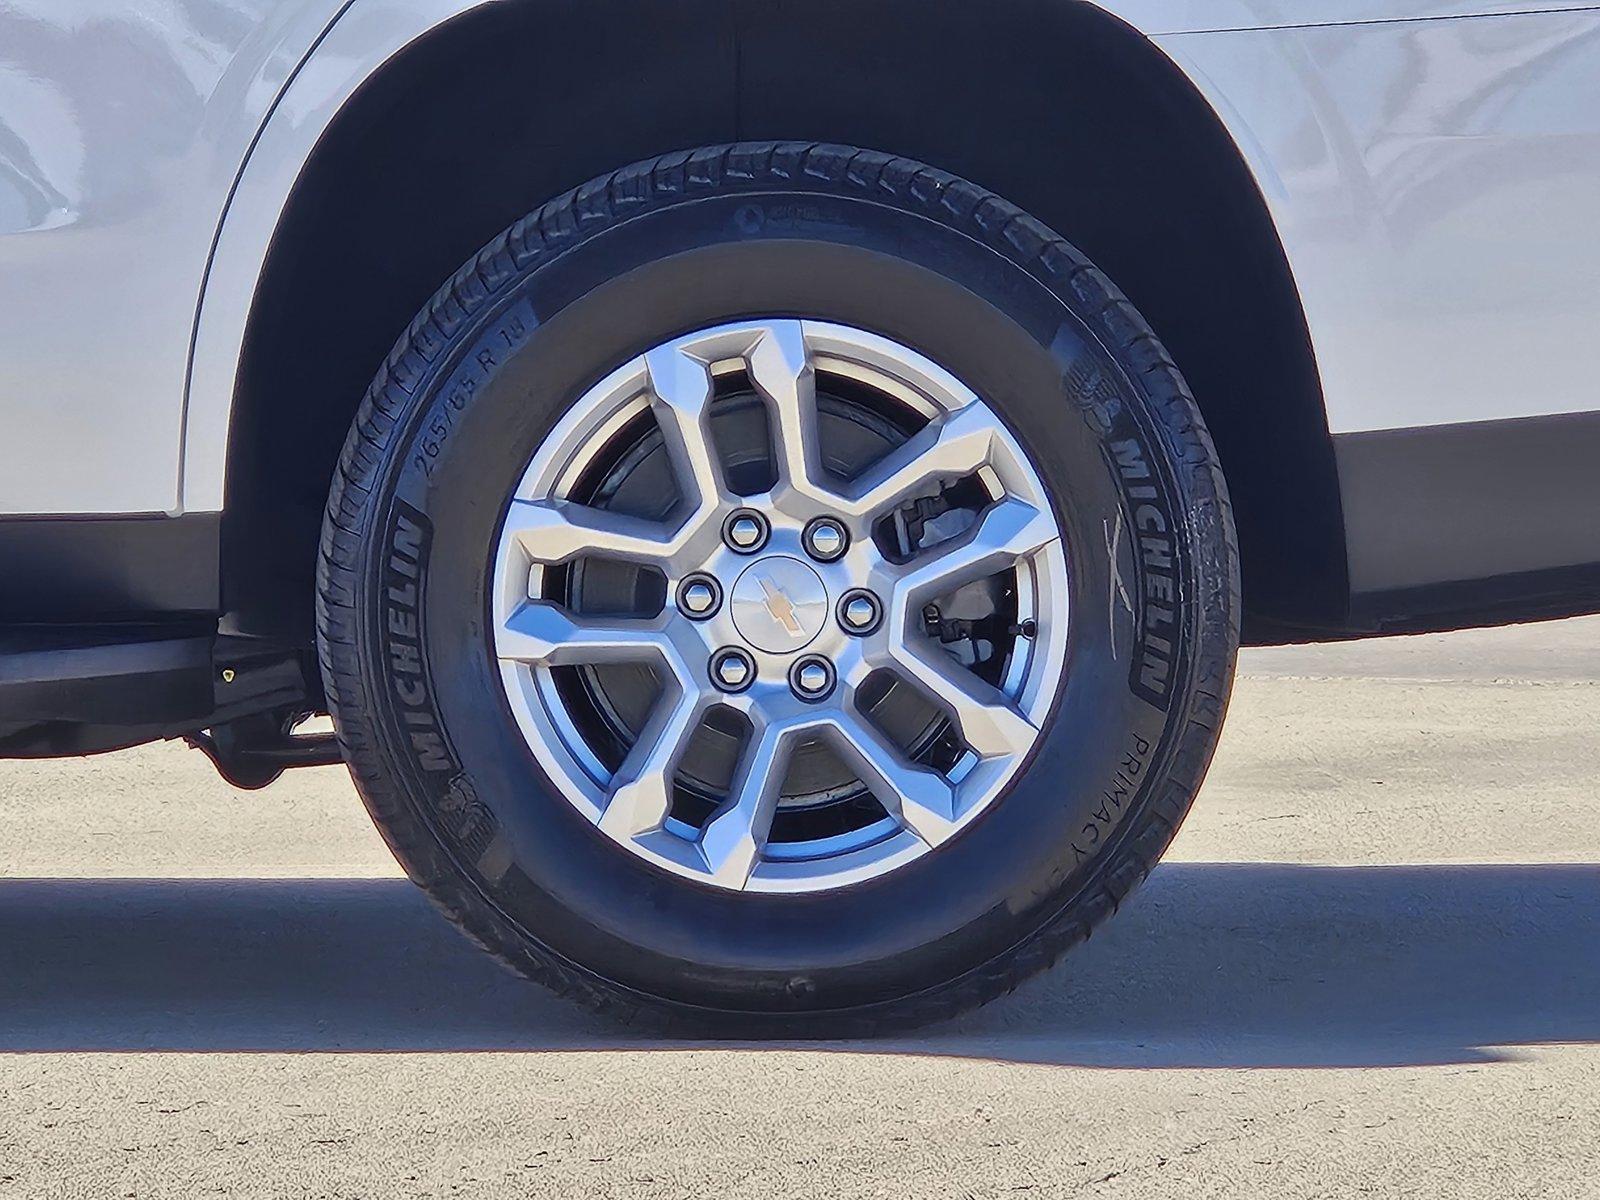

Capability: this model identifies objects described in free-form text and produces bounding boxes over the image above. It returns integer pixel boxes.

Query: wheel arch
[190,0,1348,645]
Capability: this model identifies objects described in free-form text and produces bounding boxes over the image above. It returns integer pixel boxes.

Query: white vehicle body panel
[1162,12,1600,433]
[1120,0,1600,30]
[0,0,348,514]
[2,0,1599,514]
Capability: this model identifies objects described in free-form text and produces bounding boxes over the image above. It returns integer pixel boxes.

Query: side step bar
[0,627,325,770]
[0,627,213,755]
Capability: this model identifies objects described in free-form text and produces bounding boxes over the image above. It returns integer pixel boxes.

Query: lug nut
[789,655,836,702]
[838,589,882,635]
[676,574,721,620]
[802,517,848,562]
[723,510,769,553]
[711,647,755,693]
[795,661,830,695]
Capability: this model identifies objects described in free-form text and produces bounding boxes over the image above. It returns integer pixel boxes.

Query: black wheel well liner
[223,0,1347,647]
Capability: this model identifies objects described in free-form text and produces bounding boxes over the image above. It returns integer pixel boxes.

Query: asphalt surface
[2,617,1597,1197]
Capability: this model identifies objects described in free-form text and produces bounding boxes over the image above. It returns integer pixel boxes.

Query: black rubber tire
[317,142,1240,1034]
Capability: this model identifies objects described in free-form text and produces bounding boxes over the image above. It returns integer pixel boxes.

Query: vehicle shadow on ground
[0,863,1595,1068]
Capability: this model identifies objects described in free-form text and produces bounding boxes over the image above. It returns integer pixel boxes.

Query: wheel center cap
[730,556,829,654]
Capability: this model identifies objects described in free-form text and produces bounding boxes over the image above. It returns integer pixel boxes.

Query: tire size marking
[411,300,535,480]
[1070,733,1152,864]
[381,502,459,775]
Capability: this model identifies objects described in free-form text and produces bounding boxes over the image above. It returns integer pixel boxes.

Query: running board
[0,626,213,735]
[0,627,320,759]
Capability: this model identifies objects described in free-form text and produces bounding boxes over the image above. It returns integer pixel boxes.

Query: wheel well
[224,0,1347,647]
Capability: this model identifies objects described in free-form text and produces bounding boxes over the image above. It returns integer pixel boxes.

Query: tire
[317,142,1239,1033]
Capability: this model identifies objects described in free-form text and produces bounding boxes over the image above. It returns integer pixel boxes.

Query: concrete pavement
[1,617,1597,1197]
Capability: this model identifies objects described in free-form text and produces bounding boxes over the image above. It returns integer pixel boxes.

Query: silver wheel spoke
[698,718,796,889]
[884,497,1054,759]
[887,641,1038,760]
[895,496,1059,603]
[746,321,827,499]
[600,687,710,839]
[835,402,996,520]
[496,602,680,669]
[828,712,960,847]
[504,497,679,568]
[645,344,728,514]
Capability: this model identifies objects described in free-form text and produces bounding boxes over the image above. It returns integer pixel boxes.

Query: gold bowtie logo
[758,575,805,636]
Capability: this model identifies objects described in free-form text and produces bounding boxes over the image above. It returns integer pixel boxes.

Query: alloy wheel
[490,320,1070,892]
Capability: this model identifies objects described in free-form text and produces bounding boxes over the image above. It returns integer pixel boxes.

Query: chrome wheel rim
[491,320,1070,893]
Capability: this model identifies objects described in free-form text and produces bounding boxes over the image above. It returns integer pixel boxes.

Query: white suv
[3,1,1597,1030]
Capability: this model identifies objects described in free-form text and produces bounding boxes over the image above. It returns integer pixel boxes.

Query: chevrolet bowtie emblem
[758,575,805,636]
